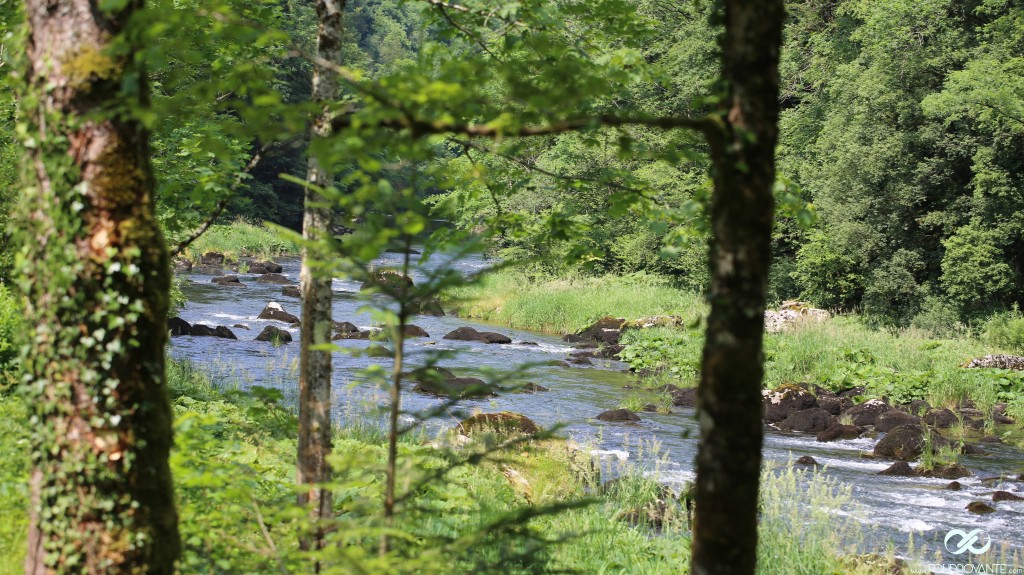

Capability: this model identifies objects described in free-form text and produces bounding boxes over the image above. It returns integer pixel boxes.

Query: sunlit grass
[446,271,706,334]
[180,219,297,263]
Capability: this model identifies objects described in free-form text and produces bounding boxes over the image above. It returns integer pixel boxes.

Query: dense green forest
[1,0,1024,574]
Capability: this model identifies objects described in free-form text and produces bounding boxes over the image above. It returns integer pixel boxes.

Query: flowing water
[172,254,1024,572]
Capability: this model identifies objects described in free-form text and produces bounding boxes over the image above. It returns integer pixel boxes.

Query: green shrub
[0,284,22,374]
[910,295,965,339]
[941,224,1016,316]
[983,308,1024,353]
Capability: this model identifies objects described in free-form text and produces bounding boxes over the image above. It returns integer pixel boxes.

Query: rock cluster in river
[443,326,512,344]
[167,317,237,339]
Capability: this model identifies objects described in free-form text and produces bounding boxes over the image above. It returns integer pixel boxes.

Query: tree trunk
[20,0,179,573]
[298,0,344,558]
[691,1,785,574]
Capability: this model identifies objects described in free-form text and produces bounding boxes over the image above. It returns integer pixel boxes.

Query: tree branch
[169,147,265,257]
[331,111,716,139]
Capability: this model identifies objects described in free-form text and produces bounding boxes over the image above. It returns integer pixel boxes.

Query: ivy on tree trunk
[19,0,179,572]
[692,1,785,574]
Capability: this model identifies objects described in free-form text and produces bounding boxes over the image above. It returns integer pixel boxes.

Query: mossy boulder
[457,412,540,436]
[763,384,818,423]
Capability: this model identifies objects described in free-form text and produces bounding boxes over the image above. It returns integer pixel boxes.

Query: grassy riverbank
[446,271,705,334]
[176,219,298,263]
[448,271,1024,427]
[0,359,890,574]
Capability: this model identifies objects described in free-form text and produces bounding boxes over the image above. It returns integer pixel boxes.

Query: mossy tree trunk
[20,0,179,573]
[298,0,344,559]
[691,1,785,574]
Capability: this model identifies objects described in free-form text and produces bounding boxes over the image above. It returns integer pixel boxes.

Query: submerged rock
[878,462,915,476]
[256,273,292,285]
[596,409,641,423]
[365,344,392,358]
[255,325,292,343]
[258,302,300,324]
[993,491,1024,502]
[413,376,496,399]
[211,275,245,287]
[816,424,863,442]
[443,326,511,344]
[967,501,996,515]
[190,324,237,339]
[519,382,550,393]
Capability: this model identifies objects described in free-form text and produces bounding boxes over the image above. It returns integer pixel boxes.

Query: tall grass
[446,271,706,334]
[181,219,297,262]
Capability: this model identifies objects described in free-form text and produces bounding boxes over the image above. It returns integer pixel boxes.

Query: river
[171,252,1024,572]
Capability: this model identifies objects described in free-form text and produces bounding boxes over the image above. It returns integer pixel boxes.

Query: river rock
[844,398,892,427]
[200,251,225,265]
[405,366,457,383]
[963,354,1024,371]
[255,325,292,343]
[876,410,921,433]
[873,424,926,461]
[878,461,915,476]
[211,275,244,287]
[361,269,414,292]
[172,258,192,273]
[817,423,863,442]
[923,408,957,429]
[967,501,996,515]
[256,273,292,285]
[281,285,301,298]
[402,325,429,338]
[919,464,972,480]
[945,481,963,491]
[365,345,392,358]
[819,394,854,415]
[837,385,867,399]
[458,412,540,436]
[763,384,818,423]
[443,326,512,344]
[899,399,932,416]
[519,382,550,393]
[190,324,236,339]
[596,409,641,423]
[193,264,224,275]
[672,387,698,408]
[796,455,819,466]
[409,298,445,316]
[168,317,192,336]
[779,408,837,433]
[413,376,495,398]
[564,317,626,345]
[258,302,300,324]
[993,491,1024,502]
[568,355,593,366]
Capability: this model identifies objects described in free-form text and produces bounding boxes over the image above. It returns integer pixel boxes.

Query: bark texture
[691,1,785,574]
[298,0,344,557]
[21,0,179,573]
